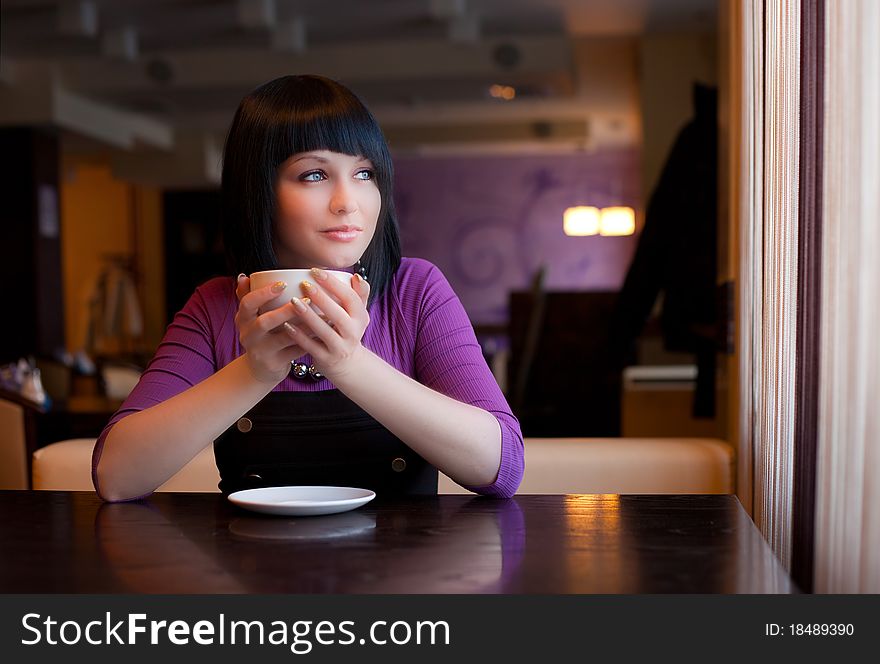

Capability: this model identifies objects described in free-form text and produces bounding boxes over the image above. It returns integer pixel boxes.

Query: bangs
[277,108,384,166]
[263,77,389,173]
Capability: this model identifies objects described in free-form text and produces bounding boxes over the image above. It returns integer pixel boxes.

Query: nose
[330,181,359,216]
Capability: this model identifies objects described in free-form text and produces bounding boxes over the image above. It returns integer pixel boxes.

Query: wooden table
[0,491,795,594]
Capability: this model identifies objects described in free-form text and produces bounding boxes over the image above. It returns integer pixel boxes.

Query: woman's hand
[283,268,371,380]
[234,275,308,385]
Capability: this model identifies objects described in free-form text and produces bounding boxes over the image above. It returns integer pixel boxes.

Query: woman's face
[273,149,381,269]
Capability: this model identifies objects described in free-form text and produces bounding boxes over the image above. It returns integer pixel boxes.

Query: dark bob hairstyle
[220,74,401,303]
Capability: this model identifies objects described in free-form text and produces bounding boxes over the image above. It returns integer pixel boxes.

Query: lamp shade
[599,207,635,236]
[563,206,600,236]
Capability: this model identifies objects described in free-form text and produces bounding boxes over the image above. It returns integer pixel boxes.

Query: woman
[93,75,524,502]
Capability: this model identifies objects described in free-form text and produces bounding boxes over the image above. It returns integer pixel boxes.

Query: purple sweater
[92,257,524,499]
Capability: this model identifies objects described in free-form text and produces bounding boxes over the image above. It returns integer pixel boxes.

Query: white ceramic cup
[249,268,352,314]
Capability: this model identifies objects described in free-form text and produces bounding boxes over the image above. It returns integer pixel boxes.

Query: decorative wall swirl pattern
[393,150,640,324]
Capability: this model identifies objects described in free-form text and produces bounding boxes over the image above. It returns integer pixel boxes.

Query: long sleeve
[91,279,232,497]
[397,261,525,497]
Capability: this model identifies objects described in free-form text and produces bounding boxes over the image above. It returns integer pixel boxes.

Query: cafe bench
[440,437,733,494]
[31,439,220,493]
[31,436,734,494]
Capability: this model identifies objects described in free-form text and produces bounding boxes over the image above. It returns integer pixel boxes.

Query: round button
[391,457,407,472]
[236,417,253,433]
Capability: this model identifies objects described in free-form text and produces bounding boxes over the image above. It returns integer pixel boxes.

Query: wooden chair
[509,265,546,414]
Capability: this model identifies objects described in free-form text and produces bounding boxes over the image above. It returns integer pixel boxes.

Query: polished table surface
[0,491,795,594]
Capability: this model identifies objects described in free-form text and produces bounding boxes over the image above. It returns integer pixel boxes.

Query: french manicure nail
[237,273,246,282]
[271,281,288,293]
[282,322,297,335]
[291,297,309,311]
[310,267,328,281]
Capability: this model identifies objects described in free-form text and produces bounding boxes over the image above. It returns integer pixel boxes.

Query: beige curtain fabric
[735,0,761,518]
[814,0,880,593]
[739,0,801,568]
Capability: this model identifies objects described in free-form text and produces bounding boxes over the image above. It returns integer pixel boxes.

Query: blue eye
[355,169,374,181]
[300,170,326,182]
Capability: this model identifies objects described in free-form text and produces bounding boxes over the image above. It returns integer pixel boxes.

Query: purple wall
[392,148,641,325]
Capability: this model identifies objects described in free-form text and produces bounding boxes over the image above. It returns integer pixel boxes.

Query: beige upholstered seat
[99,363,142,400]
[34,436,733,495]
[440,437,734,494]
[0,397,31,490]
[32,438,221,492]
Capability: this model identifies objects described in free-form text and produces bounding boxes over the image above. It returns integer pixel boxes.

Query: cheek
[275,189,313,228]
[365,188,382,224]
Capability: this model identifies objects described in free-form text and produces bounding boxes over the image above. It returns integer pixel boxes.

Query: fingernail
[300,280,314,292]
[310,267,328,281]
[271,281,288,293]
[291,297,310,311]
[282,322,297,336]
[237,273,246,282]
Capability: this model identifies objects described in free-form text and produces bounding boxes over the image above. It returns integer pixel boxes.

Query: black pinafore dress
[213,389,438,496]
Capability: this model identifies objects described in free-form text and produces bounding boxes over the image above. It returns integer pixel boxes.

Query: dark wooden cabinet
[508,291,621,437]
[0,128,64,363]
[162,189,226,321]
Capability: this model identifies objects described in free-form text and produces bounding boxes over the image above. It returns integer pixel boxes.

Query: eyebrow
[289,154,371,165]
[291,155,328,164]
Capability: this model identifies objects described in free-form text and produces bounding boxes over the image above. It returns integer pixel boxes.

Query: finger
[251,312,314,357]
[235,274,250,302]
[298,282,351,337]
[256,326,302,357]
[252,298,309,334]
[238,280,289,321]
[352,273,370,308]
[279,344,308,365]
[271,330,306,356]
[280,319,326,358]
[306,268,362,317]
[290,294,346,347]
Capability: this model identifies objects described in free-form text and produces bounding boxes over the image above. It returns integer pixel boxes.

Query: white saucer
[227,486,376,516]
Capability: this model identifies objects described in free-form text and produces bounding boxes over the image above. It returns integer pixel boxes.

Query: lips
[321,226,362,242]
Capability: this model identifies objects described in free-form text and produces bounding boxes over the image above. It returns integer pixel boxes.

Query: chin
[341,244,374,267]
[319,254,357,270]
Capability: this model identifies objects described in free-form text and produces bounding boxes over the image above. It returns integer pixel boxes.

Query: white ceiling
[0,0,717,184]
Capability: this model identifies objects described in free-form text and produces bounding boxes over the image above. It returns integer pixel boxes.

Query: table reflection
[94,496,526,594]
[228,512,377,542]
[95,501,249,593]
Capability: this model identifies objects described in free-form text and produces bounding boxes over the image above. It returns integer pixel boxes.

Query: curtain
[814,0,880,593]
[739,0,802,569]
